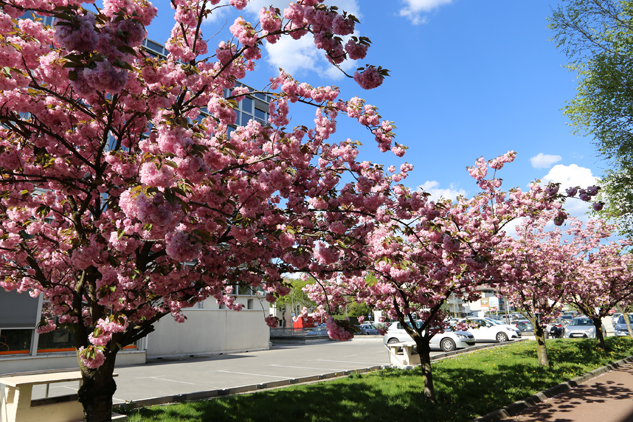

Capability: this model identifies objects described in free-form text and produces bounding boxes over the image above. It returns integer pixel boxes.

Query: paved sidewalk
[510,362,633,422]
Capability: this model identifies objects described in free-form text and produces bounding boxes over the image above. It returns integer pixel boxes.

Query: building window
[241,97,253,114]
[247,299,254,310]
[0,329,32,355]
[239,285,253,296]
[255,108,267,121]
[37,325,75,353]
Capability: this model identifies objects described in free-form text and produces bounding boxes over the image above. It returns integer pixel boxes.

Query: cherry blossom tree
[567,234,633,350]
[497,215,609,366]
[305,152,563,402]
[0,0,399,420]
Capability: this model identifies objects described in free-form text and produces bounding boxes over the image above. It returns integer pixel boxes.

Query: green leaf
[117,45,138,57]
[112,58,133,71]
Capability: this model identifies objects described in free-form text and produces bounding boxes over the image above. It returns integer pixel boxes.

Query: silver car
[382,320,475,352]
[614,314,633,337]
[564,317,599,338]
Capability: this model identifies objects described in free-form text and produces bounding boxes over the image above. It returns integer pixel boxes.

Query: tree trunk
[77,350,118,422]
[533,324,549,367]
[592,317,608,350]
[414,338,436,403]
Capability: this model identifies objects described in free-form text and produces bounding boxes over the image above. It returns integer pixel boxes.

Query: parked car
[614,314,633,337]
[458,318,520,342]
[546,318,566,338]
[513,320,534,333]
[382,320,475,352]
[357,323,380,335]
[559,315,573,324]
[485,318,522,337]
[611,313,623,327]
[564,317,602,339]
[306,323,327,336]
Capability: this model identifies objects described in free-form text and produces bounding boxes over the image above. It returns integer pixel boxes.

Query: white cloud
[246,0,360,17]
[542,164,597,191]
[529,153,562,169]
[264,35,321,76]
[202,0,362,79]
[399,0,453,24]
[499,217,524,238]
[418,181,466,202]
[541,164,599,219]
[250,0,361,78]
[323,57,357,80]
[204,0,232,24]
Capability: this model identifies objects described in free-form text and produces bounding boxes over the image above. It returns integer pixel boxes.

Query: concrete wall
[146,298,271,358]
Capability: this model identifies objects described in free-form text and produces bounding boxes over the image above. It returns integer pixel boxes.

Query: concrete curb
[113,339,521,412]
[469,355,633,422]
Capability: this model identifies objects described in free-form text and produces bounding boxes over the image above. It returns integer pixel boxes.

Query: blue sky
[143,0,603,219]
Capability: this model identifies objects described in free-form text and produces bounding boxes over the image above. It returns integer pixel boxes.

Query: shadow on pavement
[511,365,633,422]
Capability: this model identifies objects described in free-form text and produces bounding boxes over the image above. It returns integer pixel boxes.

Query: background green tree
[275,278,318,324]
[549,0,633,235]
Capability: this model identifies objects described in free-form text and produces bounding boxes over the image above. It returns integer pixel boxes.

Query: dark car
[513,320,534,333]
[547,319,566,338]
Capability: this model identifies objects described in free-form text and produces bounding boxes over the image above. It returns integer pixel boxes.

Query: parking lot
[33,337,457,403]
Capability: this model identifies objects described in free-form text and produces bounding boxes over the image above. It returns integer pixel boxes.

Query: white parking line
[314,359,384,365]
[269,364,348,371]
[216,370,289,379]
[136,376,199,386]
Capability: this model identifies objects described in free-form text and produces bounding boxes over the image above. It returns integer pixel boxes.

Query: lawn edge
[468,354,633,422]
[114,340,517,413]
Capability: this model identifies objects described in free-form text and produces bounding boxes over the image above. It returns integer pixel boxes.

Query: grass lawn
[122,337,633,422]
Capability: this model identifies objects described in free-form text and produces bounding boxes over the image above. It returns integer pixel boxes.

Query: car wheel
[387,338,399,344]
[440,338,456,352]
[496,332,509,342]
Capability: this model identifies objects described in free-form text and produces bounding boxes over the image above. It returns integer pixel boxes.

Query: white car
[382,320,476,352]
[485,318,522,336]
[458,317,520,342]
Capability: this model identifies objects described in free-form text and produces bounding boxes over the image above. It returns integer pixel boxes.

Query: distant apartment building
[447,288,510,318]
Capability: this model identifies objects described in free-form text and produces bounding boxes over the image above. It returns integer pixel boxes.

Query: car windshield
[569,318,593,326]
[400,321,424,330]
[486,319,502,325]
[617,315,633,325]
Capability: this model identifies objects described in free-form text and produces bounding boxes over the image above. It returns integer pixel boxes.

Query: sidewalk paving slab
[471,356,633,422]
